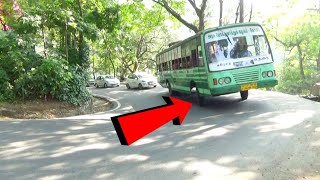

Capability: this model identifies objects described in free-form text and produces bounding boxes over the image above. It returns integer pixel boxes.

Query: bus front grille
[232,70,260,84]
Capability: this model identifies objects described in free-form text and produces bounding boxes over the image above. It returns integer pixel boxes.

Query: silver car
[95,75,120,88]
[126,72,157,90]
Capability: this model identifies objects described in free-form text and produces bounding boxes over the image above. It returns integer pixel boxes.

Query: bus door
[191,48,198,80]
[192,45,205,94]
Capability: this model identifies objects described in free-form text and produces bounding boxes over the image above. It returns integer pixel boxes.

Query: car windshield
[105,76,115,79]
[136,74,152,78]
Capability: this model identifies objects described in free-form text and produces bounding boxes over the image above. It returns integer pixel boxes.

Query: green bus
[156,22,278,106]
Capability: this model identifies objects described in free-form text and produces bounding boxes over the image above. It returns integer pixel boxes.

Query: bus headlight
[262,72,267,78]
[218,78,224,85]
[224,77,231,84]
[267,71,273,77]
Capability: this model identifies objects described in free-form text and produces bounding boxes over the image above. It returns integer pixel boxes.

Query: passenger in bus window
[214,42,227,60]
[206,43,217,63]
[230,38,252,58]
[175,59,179,69]
[218,40,229,58]
[186,57,191,68]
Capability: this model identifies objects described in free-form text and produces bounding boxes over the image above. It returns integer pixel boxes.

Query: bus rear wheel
[240,90,248,100]
[196,88,204,106]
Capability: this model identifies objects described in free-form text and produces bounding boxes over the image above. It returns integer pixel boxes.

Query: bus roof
[158,22,262,55]
[203,22,261,34]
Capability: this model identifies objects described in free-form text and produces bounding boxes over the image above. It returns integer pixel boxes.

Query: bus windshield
[205,25,273,71]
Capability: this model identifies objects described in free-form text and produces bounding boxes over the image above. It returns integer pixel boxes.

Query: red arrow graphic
[111,96,192,146]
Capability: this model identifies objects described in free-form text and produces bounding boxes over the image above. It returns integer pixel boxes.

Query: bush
[0,68,15,101]
[0,29,91,106]
[14,58,91,106]
[56,68,91,106]
[276,61,320,95]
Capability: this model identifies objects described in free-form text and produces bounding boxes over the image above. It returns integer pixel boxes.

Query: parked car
[311,82,320,96]
[95,75,120,88]
[86,78,95,87]
[126,72,157,89]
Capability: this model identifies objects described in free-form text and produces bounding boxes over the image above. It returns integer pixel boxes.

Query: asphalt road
[1,84,320,180]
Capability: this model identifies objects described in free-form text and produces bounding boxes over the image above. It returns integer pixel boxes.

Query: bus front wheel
[167,82,173,96]
[240,90,248,100]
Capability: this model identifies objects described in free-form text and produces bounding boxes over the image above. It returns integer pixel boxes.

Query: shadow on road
[1,90,320,179]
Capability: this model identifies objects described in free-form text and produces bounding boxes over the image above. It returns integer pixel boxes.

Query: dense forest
[1,0,320,105]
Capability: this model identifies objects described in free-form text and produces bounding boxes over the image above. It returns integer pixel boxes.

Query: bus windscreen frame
[204,25,273,72]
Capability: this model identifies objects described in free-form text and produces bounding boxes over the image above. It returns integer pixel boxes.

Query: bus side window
[174,60,177,70]
[191,49,197,67]
[171,60,175,70]
[186,56,191,68]
[198,46,203,67]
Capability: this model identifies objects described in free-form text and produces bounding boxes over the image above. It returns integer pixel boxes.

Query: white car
[95,75,120,88]
[126,72,157,89]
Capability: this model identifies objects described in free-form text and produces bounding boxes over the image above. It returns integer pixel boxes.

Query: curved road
[1,84,320,180]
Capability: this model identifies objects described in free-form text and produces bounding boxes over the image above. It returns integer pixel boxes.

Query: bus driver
[230,38,252,58]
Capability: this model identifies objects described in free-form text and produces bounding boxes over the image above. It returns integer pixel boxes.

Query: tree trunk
[110,57,116,77]
[297,44,306,80]
[198,14,205,31]
[234,4,240,23]
[0,16,8,31]
[219,0,223,26]
[317,40,320,71]
[152,0,199,33]
[152,0,208,33]
[60,29,64,49]
[239,0,244,23]
[76,0,84,64]
[41,22,47,58]
[92,56,95,79]
[248,3,253,22]
[133,61,139,72]
[65,22,68,62]
[62,0,69,62]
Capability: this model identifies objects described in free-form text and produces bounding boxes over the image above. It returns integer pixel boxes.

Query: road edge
[0,94,121,121]
[91,94,121,113]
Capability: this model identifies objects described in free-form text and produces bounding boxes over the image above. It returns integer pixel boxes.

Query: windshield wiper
[216,27,232,45]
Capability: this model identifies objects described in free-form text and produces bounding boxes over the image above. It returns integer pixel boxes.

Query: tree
[267,11,320,94]
[93,2,170,77]
[151,0,208,33]
[219,0,223,26]
[0,0,121,104]
[239,0,244,23]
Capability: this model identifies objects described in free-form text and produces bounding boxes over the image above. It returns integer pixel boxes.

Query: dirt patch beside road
[0,97,112,119]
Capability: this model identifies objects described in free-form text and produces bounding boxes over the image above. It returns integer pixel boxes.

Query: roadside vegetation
[1,0,320,111]
[266,11,320,95]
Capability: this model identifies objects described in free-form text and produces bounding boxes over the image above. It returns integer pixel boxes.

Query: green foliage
[276,61,320,95]
[0,30,43,84]
[0,30,90,105]
[0,68,15,101]
[1,0,174,105]
[13,58,91,106]
[56,67,91,106]
[93,2,172,77]
[267,11,320,95]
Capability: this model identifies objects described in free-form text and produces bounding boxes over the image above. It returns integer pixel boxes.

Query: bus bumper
[210,79,278,96]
